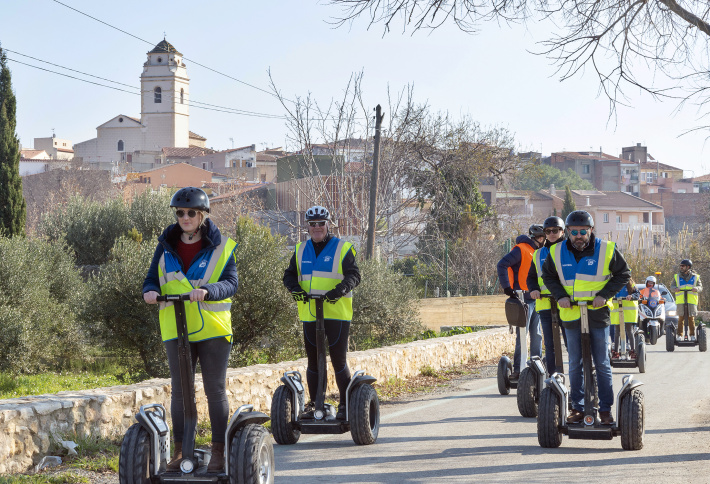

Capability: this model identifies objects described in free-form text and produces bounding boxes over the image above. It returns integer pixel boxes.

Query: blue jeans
[564,325,614,412]
[539,310,568,375]
[513,301,542,373]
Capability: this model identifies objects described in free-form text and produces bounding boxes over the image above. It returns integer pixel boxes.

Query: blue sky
[3,0,710,178]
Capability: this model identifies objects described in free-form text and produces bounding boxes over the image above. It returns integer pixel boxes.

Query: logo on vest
[323,256,332,262]
[199,260,207,268]
[587,260,595,266]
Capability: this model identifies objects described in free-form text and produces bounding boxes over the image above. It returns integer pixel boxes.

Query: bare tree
[329,0,710,123]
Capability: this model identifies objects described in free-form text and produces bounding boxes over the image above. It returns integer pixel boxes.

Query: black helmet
[528,224,544,237]
[543,216,565,230]
[681,259,693,267]
[305,205,330,221]
[565,210,594,228]
[170,187,210,213]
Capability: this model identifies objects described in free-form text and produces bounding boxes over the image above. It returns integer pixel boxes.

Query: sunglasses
[308,221,327,227]
[569,229,588,236]
[175,209,198,218]
[544,228,562,235]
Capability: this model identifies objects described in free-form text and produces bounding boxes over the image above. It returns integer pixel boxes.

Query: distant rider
[671,259,703,341]
[610,279,639,358]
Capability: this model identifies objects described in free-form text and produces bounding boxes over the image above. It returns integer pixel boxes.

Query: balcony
[616,223,664,233]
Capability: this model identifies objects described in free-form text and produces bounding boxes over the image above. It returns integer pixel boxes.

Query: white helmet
[305,205,330,222]
[645,276,656,285]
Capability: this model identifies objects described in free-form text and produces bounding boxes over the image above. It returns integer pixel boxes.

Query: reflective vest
[611,286,639,325]
[533,247,552,311]
[296,237,355,322]
[507,242,534,291]
[549,239,616,322]
[157,238,237,342]
[675,273,700,305]
[639,287,660,300]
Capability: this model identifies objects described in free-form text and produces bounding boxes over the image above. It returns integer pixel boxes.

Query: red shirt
[176,239,203,272]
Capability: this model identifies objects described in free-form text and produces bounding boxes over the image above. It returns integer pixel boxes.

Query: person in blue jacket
[497,225,545,379]
[142,187,238,473]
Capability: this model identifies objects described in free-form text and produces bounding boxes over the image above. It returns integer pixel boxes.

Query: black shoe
[600,411,614,425]
[336,403,346,420]
[510,371,520,381]
[301,401,315,419]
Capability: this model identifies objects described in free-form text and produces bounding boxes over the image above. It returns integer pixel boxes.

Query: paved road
[274,342,710,483]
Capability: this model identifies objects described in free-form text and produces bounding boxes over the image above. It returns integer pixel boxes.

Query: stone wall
[0,327,514,474]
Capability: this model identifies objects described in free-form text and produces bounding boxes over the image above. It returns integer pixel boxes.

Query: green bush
[0,237,86,373]
[85,236,168,377]
[229,217,302,366]
[350,258,424,350]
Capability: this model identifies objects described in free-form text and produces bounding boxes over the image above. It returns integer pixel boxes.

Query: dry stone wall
[0,327,514,473]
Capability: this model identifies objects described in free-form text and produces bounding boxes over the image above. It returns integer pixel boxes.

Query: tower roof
[149,39,181,55]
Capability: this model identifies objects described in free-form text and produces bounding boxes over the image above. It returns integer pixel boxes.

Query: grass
[0,473,88,483]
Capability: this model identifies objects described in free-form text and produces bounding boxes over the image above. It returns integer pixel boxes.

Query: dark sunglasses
[544,228,562,235]
[569,229,588,236]
[308,221,327,227]
[175,209,198,218]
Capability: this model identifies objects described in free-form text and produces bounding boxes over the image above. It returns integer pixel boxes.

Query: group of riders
[497,210,702,425]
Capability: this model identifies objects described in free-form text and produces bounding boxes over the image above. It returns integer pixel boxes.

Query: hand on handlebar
[558,297,572,308]
[692,287,698,293]
[625,295,633,300]
[189,288,208,302]
[592,296,607,308]
[530,290,541,299]
[143,291,159,304]
[503,287,515,297]
[291,289,308,302]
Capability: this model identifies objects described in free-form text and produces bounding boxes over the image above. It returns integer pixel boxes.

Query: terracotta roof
[20,149,48,159]
[210,184,268,202]
[137,162,213,176]
[57,148,74,153]
[222,145,254,153]
[692,173,710,182]
[638,161,683,172]
[149,40,181,55]
[20,158,67,163]
[162,147,215,157]
[189,131,206,140]
[552,151,625,162]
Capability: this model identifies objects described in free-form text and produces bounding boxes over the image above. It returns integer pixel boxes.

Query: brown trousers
[678,315,696,336]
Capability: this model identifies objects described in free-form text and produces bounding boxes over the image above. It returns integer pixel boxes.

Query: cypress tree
[0,45,26,236]
[561,185,576,221]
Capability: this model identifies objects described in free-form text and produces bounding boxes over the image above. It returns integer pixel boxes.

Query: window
[645,172,655,183]
[117,140,124,152]
[616,215,621,223]
[180,88,184,104]
[603,213,609,223]
[582,164,590,174]
[154,86,162,103]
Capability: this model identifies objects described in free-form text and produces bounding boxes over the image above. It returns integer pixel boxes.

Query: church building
[73,39,207,170]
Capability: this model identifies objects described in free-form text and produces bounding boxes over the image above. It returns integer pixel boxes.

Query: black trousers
[165,337,231,443]
[303,319,351,404]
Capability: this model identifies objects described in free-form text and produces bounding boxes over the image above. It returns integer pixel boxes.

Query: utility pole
[366,104,384,259]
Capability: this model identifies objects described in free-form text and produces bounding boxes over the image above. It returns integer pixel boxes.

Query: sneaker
[611,351,620,360]
[600,411,614,425]
[567,409,584,424]
[336,403,346,420]
[301,402,315,419]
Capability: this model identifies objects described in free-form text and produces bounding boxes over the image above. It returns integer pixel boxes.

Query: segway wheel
[698,327,707,352]
[350,384,380,445]
[620,388,645,451]
[537,387,563,448]
[665,328,675,352]
[229,424,275,484]
[649,325,659,346]
[497,357,511,395]
[636,341,646,374]
[270,385,301,445]
[119,423,151,484]
[516,367,537,418]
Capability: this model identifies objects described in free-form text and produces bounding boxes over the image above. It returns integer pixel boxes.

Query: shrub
[0,237,86,373]
[85,236,168,377]
[229,217,302,366]
[350,258,424,350]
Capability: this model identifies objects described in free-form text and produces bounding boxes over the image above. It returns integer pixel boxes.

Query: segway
[120,294,274,484]
[665,288,707,352]
[610,297,646,373]
[497,290,529,396]
[517,294,565,418]
[537,300,645,450]
[271,294,380,445]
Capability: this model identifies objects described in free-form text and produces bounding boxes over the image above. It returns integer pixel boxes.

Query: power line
[51,0,291,103]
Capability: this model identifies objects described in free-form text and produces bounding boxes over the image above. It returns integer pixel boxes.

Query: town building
[34,135,74,160]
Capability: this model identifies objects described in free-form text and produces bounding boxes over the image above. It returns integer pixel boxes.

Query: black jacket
[497,234,538,302]
[541,237,631,328]
[283,234,361,296]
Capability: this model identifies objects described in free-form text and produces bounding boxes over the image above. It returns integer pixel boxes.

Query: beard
[572,237,589,251]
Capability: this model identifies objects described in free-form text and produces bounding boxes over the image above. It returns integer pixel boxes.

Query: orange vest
[640,287,660,299]
[507,242,534,291]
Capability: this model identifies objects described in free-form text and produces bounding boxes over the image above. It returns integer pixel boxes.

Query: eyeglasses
[308,221,327,227]
[175,209,198,218]
[569,229,588,236]
[544,228,562,235]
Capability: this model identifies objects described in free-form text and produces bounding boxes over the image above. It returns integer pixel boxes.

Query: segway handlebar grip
[156,294,192,302]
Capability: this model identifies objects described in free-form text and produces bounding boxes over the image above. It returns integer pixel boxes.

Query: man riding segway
[671,259,703,341]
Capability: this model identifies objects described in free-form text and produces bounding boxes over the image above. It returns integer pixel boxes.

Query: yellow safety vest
[533,247,552,312]
[674,273,700,305]
[549,239,616,322]
[610,299,639,325]
[157,238,237,342]
[296,237,355,322]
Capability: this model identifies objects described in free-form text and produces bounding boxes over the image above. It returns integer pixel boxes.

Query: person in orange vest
[639,275,661,300]
[497,224,545,379]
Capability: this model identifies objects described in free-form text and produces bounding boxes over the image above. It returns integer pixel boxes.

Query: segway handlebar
[156,294,192,302]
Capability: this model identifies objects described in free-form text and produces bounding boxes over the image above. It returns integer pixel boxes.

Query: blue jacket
[497,234,538,302]
[142,218,238,301]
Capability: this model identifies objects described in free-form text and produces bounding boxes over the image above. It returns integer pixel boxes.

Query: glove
[504,287,515,297]
[324,288,343,304]
[291,289,308,302]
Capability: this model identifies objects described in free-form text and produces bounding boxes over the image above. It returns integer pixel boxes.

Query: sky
[3,0,710,178]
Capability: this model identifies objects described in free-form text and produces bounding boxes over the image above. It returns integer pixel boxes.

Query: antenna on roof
[52,128,55,138]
